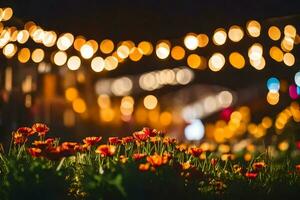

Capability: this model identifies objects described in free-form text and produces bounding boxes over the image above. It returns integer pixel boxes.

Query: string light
[184,33,198,50]
[91,56,105,72]
[228,25,244,42]
[208,53,225,72]
[213,28,227,45]
[156,41,170,59]
[67,56,81,71]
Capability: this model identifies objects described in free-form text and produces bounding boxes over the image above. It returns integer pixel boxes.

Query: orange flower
[181,162,191,170]
[253,161,266,171]
[17,127,35,137]
[139,163,150,171]
[32,138,54,149]
[119,155,128,164]
[163,137,177,145]
[95,145,116,157]
[83,136,102,146]
[27,148,42,157]
[108,137,121,145]
[133,131,149,141]
[245,172,258,179]
[122,136,134,144]
[150,136,161,143]
[188,147,203,157]
[176,144,187,152]
[147,154,164,167]
[233,164,242,173]
[32,123,49,136]
[13,132,27,145]
[132,153,146,160]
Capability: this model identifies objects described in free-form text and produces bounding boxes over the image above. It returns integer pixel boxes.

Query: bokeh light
[295,72,300,87]
[283,53,295,66]
[213,28,227,45]
[184,33,198,50]
[31,48,44,63]
[197,34,209,47]
[156,41,170,59]
[268,26,281,41]
[54,51,67,66]
[246,20,261,37]
[269,46,283,62]
[67,56,81,71]
[171,46,185,60]
[18,48,31,63]
[100,39,114,54]
[187,54,201,69]
[144,95,158,110]
[228,25,244,42]
[91,57,105,72]
[208,53,225,72]
[267,77,280,92]
[229,52,245,69]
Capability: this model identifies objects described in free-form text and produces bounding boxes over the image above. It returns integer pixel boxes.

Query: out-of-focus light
[267,77,280,92]
[100,39,114,54]
[43,31,57,47]
[269,46,283,62]
[197,34,209,47]
[213,28,227,45]
[248,43,263,61]
[57,33,74,51]
[246,20,261,37]
[228,25,244,42]
[80,43,94,59]
[295,72,300,87]
[268,26,281,41]
[18,48,31,63]
[184,119,205,141]
[184,33,198,50]
[250,57,265,70]
[100,108,115,122]
[208,53,225,72]
[17,30,29,44]
[229,52,245,69]
[3,43,17,58]
[87,40,98,53]
[160,111,172,126]
[117,45,130,59]
[31,48,44,63]
[289,84,299,99]
[97,94,111,109]
[74,36,85,51]
[2,7,13,21]
[171,46,185,60]
[67,56,81,70]
[143,95,158,110]
[129,47,143,62]
[91,56,105,72]
[217,91,233,108]
[284,25,296,38]
[138,41,153,55]
[63,109,75,127]
[53,51,67,66]
[283,53,295,66]
[187,54,201,69]
[156,41,170,59]
[72,98,86,113]
[120,96,134,116]
[104,56,118,71]
[281,36,294,52]
[267,91,279,105]
[65,87,78,101]
[111,77,133,96]
[176,68,194,85]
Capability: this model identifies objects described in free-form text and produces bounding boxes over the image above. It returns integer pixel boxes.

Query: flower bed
[0,123,300,200]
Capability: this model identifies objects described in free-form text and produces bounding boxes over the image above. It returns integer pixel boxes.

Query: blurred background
[0,0,299,156]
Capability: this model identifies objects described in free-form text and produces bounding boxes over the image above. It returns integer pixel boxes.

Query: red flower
[27,148,42,157]
[44,147,63,160]
[163,137,177,145]
[133,131,149,141]
[253,161,266,171]
[245,172,258,179]
[132,153,146,160]
[32,123,49,136]
[142,127,158,137]
[211,158,218,166]
[108,137,121,145]
[188,147,203,157]
[296,164,300,172]
[32,138,54,149]
[83,136,102,146]
[95,145,116,157]
[17,127,35,137]
[296,141,300,150]
[13,132,27,145]
[122,136,134,144]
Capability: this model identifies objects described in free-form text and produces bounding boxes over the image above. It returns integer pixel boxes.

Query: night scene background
[0,0,300,147]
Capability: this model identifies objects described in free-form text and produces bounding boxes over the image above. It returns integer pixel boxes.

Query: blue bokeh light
[267,77,280,92]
